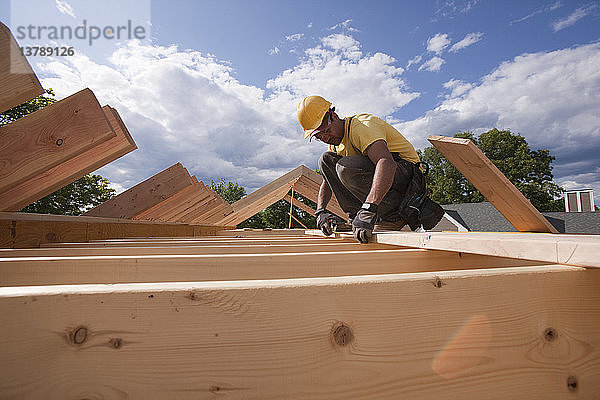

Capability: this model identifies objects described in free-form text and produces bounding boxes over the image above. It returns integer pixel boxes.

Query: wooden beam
[369,230,600,268]
[132,184,212,222]
[428,135,558,233]
[84,163,194,218]
[284,194,316,216]
[0,106,137,211]
[0,22,44,113]
[0,242,398,257]
[0,88,116,193]
[0,248,545,286]
[0,266,597,399]
[0,212,221,248]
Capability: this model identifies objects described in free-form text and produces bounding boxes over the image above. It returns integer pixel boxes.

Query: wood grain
[427,135,558,233]
[84,163,194,218]
[0,248,544,286]
[0,21,44,113]
[0,265,597,399]
[0,106,137,211]
[0,88,115,192]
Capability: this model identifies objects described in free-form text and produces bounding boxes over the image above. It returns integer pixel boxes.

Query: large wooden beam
[0,266,597,399]
[367,230,600,268]
[0,248,544,286]
[0,88,116,192]
[132,183,211,222]
[0,22,44,113]
[427,135,558,233]
[0,212,223,248]
[0,106,137,211]
[84,163,194,218]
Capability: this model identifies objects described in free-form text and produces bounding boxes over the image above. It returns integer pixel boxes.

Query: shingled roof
[442,202,600,234]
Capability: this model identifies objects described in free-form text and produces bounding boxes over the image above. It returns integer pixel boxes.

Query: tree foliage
[1,88,117,215]
[419,129,564,212]
[20,175,116,215]
[209,179,316,228]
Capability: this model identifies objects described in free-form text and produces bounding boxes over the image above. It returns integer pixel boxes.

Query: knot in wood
[55,138,64,146]
[332,323,353,347]
[544,328,557,342]
[110,338,122,349]
[73,327,88,344]
[567,376,578,392]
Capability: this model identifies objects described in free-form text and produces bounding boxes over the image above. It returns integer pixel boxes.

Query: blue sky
[2,0,599,205]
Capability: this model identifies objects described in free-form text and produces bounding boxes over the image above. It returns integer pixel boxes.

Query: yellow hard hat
[297,96,332,139]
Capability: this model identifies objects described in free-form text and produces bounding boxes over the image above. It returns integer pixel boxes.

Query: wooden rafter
[0,88,116,193]
[0,106,137,211]
[0,22,44,113]
[428,135,558,233]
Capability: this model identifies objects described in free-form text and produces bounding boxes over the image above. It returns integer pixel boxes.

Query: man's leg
[335,155,412,221]
[318,152,363,218]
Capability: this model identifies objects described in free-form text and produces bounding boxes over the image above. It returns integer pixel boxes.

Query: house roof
[442,202,600,234]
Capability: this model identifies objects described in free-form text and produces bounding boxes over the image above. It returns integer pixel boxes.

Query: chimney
[564,189,595,212]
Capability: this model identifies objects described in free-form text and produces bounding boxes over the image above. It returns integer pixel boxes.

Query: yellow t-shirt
[329,114,420,164]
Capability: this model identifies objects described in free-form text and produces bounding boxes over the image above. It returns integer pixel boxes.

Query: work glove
[316,209,336,236]
[352,205,378,244]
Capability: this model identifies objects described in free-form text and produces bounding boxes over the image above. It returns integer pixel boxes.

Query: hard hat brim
[302,107,329,139]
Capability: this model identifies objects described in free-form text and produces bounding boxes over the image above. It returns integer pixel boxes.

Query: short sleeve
[350,117,387,154]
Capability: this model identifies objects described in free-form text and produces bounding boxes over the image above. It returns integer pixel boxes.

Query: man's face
[311,111,344,146]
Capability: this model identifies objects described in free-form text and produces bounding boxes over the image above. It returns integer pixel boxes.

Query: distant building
[433,202,600,234]
[564,189,595,212]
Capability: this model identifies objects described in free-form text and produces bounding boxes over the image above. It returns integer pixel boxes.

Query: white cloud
[329,19,359,32]
[55,0,76,18]
[552,4,597,31]
[307,22,313,29]
[268,46,280,55]
[449,32,483,53]
[285,33,304,42]
[398,43,600,204]
[418,56,445,72]
[427,33,451,55]
[406,55,422,69]
[37,35,418,193]
[434,0,480,20]
[511,1,562,24]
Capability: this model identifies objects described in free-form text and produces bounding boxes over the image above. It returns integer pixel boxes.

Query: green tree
[209,179,246,204]
[420,129,564,211]
[1,89,117,215]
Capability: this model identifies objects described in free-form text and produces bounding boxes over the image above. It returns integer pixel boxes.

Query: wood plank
[0,212,220,248]
[0,106,137,211]
[0,242,398,257]
[428,135,558,233]
[84,163,194,218]
[284,194,316,216]
[0,249,544,286]
[294,175,346,219]
[0,265,598,399]
[371,230,600,268]
[0,22,44,113]
[0,88,116,192]
[132,184,212,222]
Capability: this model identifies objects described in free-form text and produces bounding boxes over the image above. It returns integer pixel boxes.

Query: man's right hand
[316,209,336,236]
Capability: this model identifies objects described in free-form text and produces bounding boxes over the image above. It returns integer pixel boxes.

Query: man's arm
[317,180,332,210]
[364,139,397,205]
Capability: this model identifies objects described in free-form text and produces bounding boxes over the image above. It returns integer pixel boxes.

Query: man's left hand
[352,207,378,243]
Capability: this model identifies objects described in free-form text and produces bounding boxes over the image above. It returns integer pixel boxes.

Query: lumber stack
[1,229,599,399]
[0,23,137,211]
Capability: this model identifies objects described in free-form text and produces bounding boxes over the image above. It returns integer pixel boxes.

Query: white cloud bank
[418,56,445,72]
[37,34,418,192]
[449,32,483,52]
[398,42,600,203]
[426,33,451,55]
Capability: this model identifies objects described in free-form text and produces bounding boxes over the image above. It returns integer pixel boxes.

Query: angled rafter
[0,88,116,193]
[0,106,137,211]
[0,22,44,113]
[284,194,316,216]
[84,163,194,219]
[216,165,345,226]
[428,135,558,233]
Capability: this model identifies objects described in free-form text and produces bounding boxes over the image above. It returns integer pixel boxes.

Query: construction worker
[297,95,444,243]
